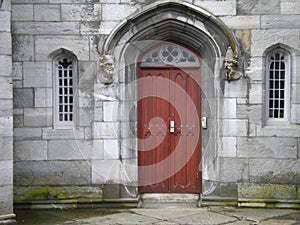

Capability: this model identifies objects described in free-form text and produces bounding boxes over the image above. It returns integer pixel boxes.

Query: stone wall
[0,0,15,221]
[9,0,300,206]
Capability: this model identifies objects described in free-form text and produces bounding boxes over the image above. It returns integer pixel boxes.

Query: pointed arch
[103,0,240,60]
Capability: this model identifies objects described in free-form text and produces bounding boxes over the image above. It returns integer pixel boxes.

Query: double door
[138,67,202,193]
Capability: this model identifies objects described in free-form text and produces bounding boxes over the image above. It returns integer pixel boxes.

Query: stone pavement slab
[15,206,300,225]
[211,207,295,223]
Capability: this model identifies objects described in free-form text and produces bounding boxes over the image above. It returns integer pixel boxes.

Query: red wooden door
[138,67,202,193]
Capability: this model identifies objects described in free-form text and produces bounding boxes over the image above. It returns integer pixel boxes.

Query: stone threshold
[138,193,201,208]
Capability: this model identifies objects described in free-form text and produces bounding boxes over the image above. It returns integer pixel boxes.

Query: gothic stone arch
[100,0,242,196]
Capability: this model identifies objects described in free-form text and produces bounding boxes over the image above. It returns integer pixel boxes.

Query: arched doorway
[101,0,242,197]
[137,43,202,193]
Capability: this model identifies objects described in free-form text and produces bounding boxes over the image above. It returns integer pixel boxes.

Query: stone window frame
[53,52,78,129]
[265,47,291,125]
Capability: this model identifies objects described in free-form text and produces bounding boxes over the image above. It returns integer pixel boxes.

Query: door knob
[170,120,175,133]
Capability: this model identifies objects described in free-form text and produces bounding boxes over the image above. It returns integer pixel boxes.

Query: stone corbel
[224,47,242,82]
[97,54,114,84]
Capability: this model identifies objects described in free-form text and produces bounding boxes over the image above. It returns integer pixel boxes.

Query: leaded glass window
[53,55,77,129]
[266,49,290,124]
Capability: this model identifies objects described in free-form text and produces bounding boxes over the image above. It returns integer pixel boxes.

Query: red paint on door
[138,65,202,193]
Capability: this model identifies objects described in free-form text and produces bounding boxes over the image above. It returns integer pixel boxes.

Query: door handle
[170,120,175,133]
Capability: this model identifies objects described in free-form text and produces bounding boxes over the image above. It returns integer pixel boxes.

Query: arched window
[53,53,77,129]
[266,48,291,125]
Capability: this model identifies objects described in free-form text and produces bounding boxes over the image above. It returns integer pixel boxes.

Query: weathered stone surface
[102,4,136,21]
[34,4,61,21]
[120,138,137,159]
[94,104,103,121]
[0,33,11,55]
[14,127,42,140]
[256,125,300,137]
[224,79,248,98]
[99,21,119,34]
[0,100,12,117]
[48,140,98,160]
[0,55,12,76]
[220,137,237,158]
[246,56,263,81]
[120,158,137,184]
[194,0,236,16]
[92,159,121,184]
[14,185,102,202]
[12,62,22,80]
[0,138,12,160]
[221,16,260,29]
[94,122,119,139]
[209,182,238,197]
[237,104,262,125]
[291,104,300,124]
[238,183,297,199]
[249,158,300,184]
[91,140,104,160]
[42,127,85,140]
[61,4,101,21]
[262,15,300,29]
[281,1,300,15]
[104,139,119,160]
[249,83,263,104]
[237,0,280,15]
[0,77,12,99]
[12,35,34,61]
[49,0,85,3]
[0,0,11,10]
[24,108,52,127]
[237,137,297,158]
[120,122,137,139]
[219,158,249,182]
[11,0,47,3]
[0,11,11,32]
[34,88,52,108]
[14,140,47,161]
[14,161,91,185]
[0,186,13,215]
[251,29,299,57]
[23,62,51,87]
[13,21,80,35]
[13,88,34,108]
[35,35,89,61]
[78,107,93,126]
[103,101,119,121]
[0,116,13,138]
[291,84,300,104]
[221,119,248,137]
[0,161,13,186]
[221,98,236,119]
[12,4,33,21]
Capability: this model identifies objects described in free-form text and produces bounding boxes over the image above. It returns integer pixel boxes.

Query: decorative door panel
[138,67,202,194]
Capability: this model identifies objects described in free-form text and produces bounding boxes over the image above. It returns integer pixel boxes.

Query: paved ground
[15,206,300,225]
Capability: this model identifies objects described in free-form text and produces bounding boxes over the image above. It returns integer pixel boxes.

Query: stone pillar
[0,0,15,222]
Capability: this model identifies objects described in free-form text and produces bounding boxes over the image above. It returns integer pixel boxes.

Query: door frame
[137,41,203,193]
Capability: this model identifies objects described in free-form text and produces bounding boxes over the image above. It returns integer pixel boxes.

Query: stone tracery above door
[141,44,200,67]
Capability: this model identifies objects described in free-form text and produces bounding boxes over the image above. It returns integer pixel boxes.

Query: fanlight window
[141,44,200,67]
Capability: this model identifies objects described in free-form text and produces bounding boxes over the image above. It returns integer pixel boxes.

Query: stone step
[138,193,201,208]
